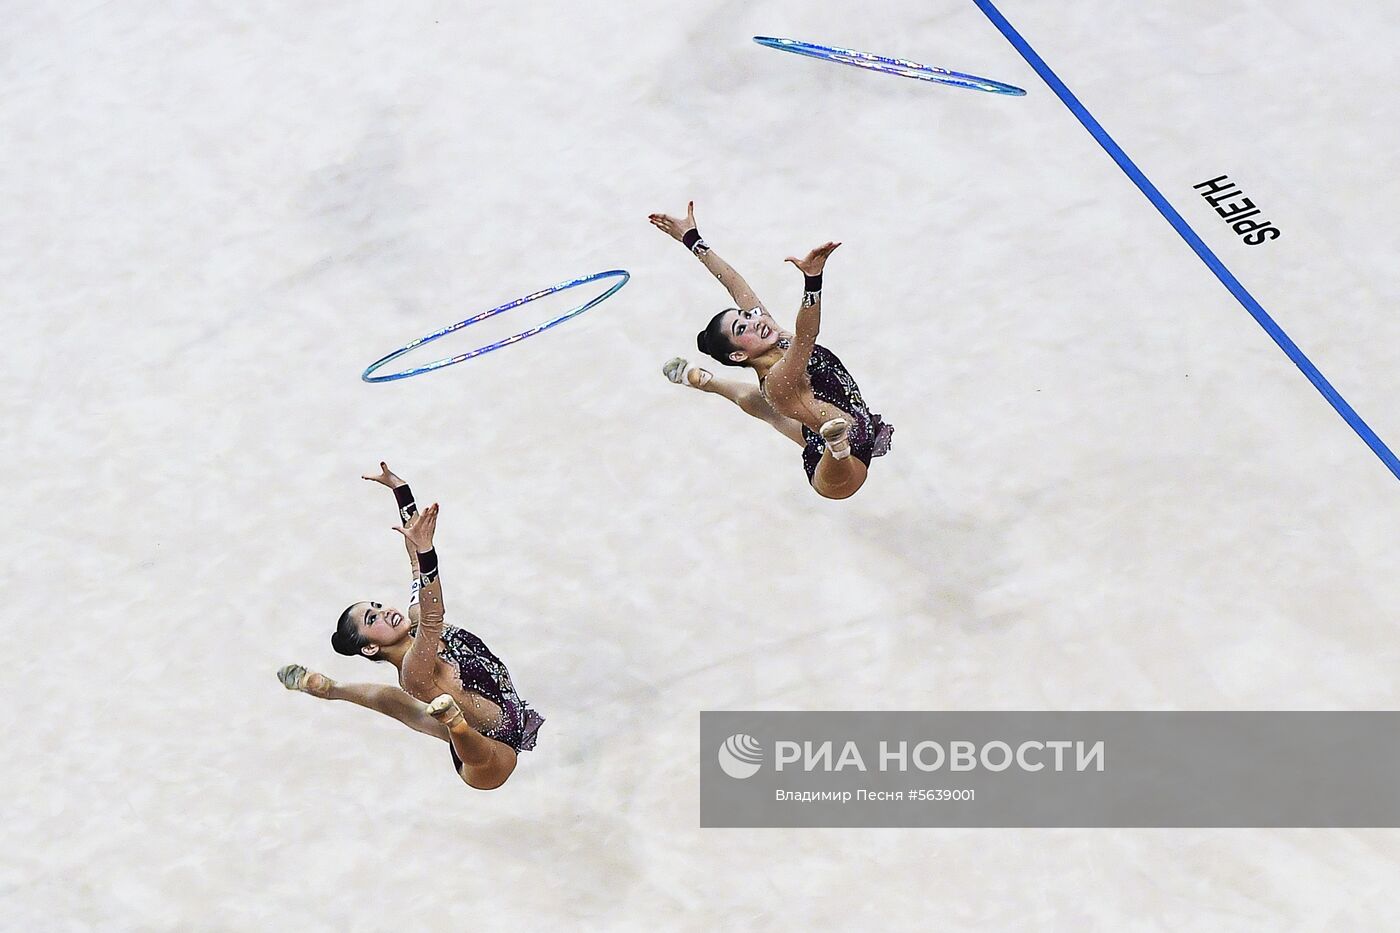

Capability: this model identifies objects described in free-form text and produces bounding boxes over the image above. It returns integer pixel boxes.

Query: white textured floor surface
[5,1,1400,930]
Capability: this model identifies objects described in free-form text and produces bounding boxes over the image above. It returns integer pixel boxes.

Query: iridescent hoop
[361,270,630,382]
[753,36,1025,96]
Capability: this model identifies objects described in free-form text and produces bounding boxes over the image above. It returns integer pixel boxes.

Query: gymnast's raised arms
[649,200,766,314]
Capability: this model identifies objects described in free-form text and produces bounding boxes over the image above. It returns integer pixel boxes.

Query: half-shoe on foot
[819,418,851,459]
[426,693,468,732]
[277,664,333,697]
[662,357,712,388]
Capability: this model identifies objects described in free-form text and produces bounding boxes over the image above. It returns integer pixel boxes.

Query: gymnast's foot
[426,694,469,732]
[819,418,851,460]
[662,357,712,389]
[277,664,333,698]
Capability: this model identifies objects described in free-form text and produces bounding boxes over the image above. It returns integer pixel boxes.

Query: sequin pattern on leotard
[436,624,544,752]
[785,344,894,482]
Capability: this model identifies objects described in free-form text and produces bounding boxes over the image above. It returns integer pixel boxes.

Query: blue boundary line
[972,0,1400,481]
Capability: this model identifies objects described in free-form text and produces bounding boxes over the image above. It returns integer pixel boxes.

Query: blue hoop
[753,36,1025,96]
[361,270,631,382]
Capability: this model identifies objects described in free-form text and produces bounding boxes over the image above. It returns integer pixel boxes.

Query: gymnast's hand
[785,241,842,276]
[648,200,698,242]
[362,460,406,489]
[393,502,438,552]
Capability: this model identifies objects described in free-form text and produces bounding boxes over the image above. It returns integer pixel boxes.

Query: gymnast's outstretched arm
[784,241,842,360]
[649,201,766,312]
[363,461,423,623]
[393,504,450,701]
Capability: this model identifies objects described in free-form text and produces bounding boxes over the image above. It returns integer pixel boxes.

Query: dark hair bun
[696,330,710,354]
[330,630,357,656]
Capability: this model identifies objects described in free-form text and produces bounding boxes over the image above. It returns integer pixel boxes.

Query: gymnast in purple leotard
[650,201,893,500]
[277,463,542,791]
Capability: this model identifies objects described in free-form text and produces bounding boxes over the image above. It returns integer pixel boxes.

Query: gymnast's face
[720,306,782,362]
[352,601,411,654]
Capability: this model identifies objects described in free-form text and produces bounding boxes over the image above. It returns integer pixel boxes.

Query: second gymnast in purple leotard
[650,201,893,500]
[277,463,543,791]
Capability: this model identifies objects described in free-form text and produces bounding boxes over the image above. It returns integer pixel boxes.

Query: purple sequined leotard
[435,623,544,768]
[767,343,893,482]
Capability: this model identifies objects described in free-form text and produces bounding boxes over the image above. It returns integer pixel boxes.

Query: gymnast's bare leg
[278,664,447,739]
[663,358,805,445]
[278,663,516,789]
